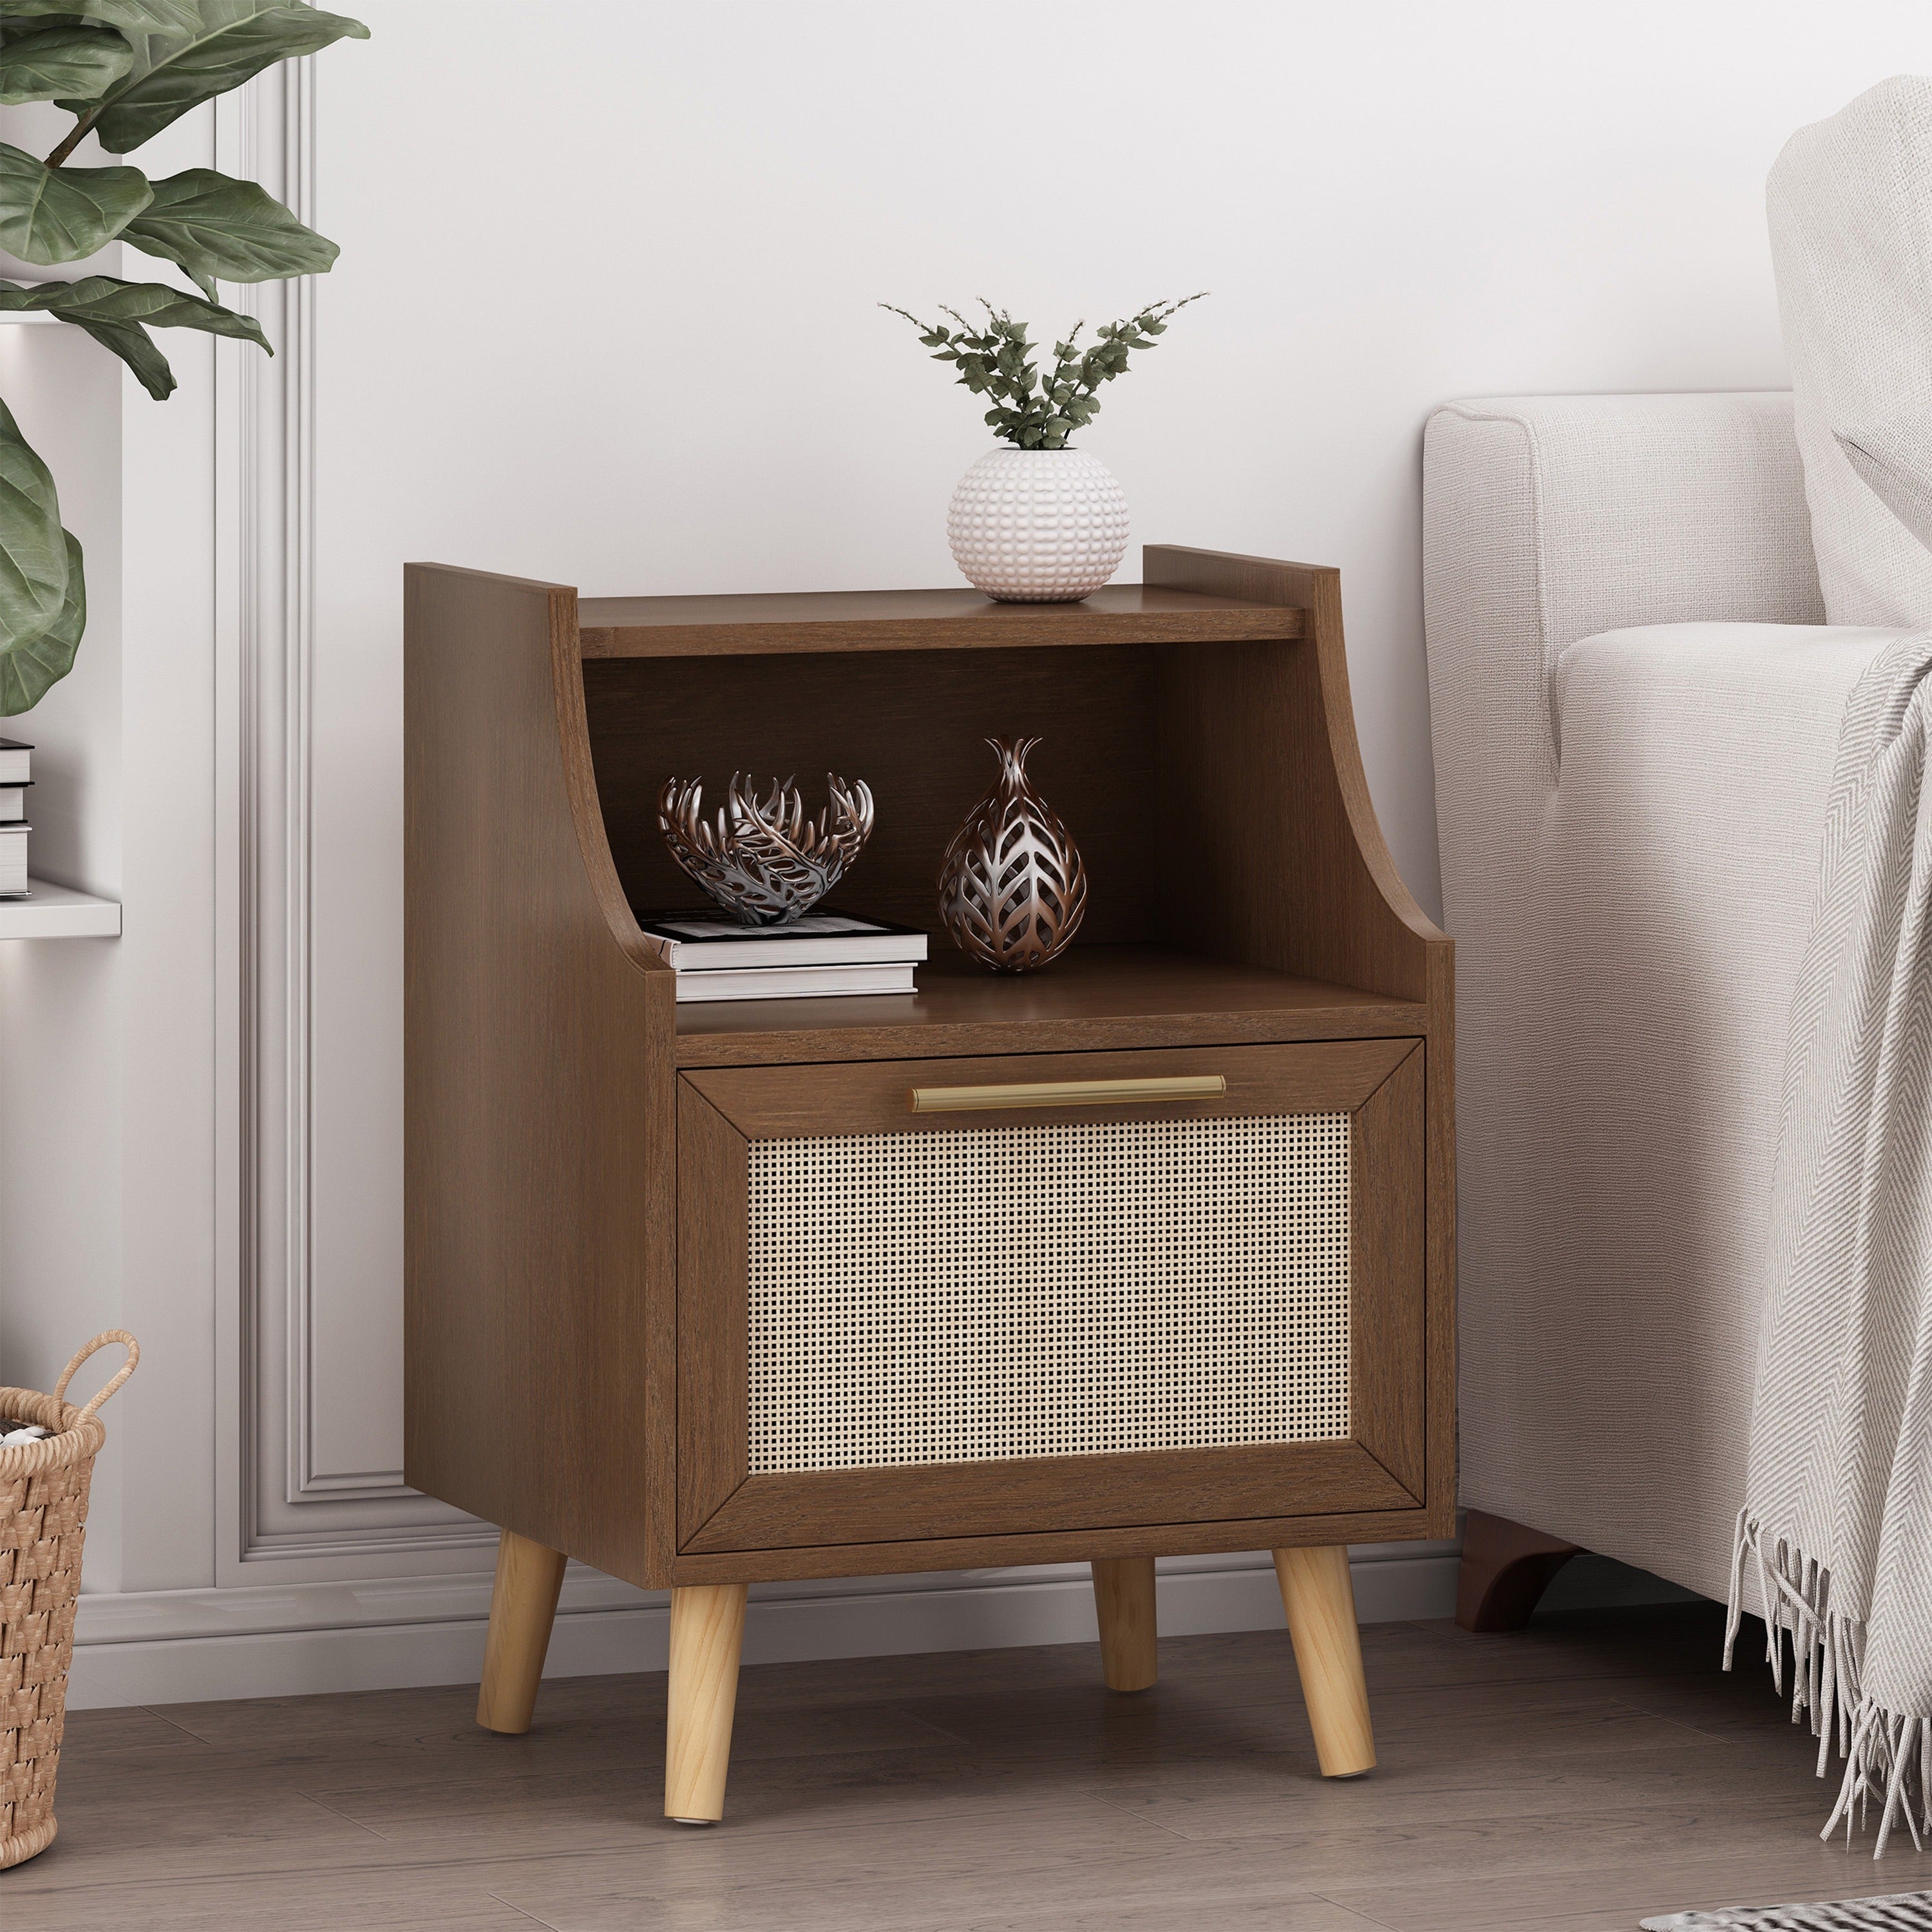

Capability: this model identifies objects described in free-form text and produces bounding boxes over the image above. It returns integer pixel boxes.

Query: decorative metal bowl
[658,771,875,927]
[938,736,1087,971]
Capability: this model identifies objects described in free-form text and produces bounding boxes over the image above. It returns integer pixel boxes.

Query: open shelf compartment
[575,547,1439,1063]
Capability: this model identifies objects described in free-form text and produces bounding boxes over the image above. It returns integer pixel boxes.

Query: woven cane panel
[748,1112,1350,1473]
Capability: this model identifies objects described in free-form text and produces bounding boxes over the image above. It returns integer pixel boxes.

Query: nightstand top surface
[578,582,1306,659]
[673,943,1424,1067]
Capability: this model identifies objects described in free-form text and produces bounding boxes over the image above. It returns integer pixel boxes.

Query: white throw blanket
[1728,627,1932,1855]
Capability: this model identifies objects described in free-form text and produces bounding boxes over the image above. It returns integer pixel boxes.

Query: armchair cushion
[1469,621,1907,1600]
[1421,391,1893,1601]
[1769,75,1932,625]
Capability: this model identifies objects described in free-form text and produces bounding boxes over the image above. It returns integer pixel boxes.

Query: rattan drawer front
[747,1109,1350,1475]
[676,1039,1425,1556]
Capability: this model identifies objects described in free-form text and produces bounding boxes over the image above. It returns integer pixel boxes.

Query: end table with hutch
[404,545,1454,1823]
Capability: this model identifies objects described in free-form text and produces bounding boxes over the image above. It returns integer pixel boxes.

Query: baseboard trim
[68,1542,1460,1710]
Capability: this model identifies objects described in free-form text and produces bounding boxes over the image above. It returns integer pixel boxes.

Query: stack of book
[635,910,927,1003]
[0,739,29,898]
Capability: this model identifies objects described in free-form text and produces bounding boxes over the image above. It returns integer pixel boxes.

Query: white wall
[4,0,1926,1703]
[0,319,127,1592]
[0,102,221,1604]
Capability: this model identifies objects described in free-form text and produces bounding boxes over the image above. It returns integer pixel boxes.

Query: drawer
[676,1040,1425,1557]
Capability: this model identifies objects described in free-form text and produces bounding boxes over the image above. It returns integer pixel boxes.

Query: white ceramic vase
[946,446,1130,602]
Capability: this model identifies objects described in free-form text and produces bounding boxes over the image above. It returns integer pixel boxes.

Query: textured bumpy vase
[947,447,1130,602]
[938,737,1088,971]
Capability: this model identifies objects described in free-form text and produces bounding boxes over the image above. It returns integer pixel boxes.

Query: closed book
[638,909,928,971]
[0,739,29,786]
[0,782,27,823]
[674,961,917,1004]
[0,822,26,896]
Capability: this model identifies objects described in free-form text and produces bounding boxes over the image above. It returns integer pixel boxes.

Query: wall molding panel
[214,62,473,1582]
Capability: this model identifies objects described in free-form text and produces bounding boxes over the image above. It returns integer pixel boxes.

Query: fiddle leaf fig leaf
[4,0,200,32]
[85,0,370,155]
[0,527,84,715]
[0,398,71,696]
[122,166,336,281]
[68,313,176,397]
[0,1,365,712]
[0,142,151,261]
[0,23,134,104]
[0,272,269,351]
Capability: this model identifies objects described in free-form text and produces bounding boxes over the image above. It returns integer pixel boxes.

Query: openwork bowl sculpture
[658,771,875,926]
[938,737,1088,971]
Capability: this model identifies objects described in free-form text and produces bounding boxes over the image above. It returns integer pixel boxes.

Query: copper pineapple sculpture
[938,737,1088,971]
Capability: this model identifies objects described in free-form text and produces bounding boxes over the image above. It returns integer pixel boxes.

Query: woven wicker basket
[1,1331,138,1871]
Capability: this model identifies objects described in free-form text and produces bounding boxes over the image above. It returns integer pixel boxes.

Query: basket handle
[53,1330,140,1426]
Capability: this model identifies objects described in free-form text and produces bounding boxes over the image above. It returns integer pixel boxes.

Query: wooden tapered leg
[1273,1544,1376,1777]
[477,1528,567,1734]
[1091,1555,1159,1691]
[665,1583,748,1824]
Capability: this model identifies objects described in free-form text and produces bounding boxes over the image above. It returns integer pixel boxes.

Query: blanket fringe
[1727,1509,1927,1856]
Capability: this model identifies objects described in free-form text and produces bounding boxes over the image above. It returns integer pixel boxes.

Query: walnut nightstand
[404,544,1454,1821]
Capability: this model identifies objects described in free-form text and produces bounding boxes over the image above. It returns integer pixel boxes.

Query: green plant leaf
[893,293,1206,448]
[0,142,150,261]
[84,0,370,155]
[0,23,133,103]
[0,527,84,714]
[0,397,71,685]
[70,313,176,395]
[5,0,201,32]
[120,166,336,281]
[0,272,269,350]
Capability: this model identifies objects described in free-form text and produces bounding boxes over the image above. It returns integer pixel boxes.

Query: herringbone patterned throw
[1727,631,1932,1856]
[1644,1894,1932,1931]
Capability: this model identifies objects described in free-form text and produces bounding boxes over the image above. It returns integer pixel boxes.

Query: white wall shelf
[0,879,122,939]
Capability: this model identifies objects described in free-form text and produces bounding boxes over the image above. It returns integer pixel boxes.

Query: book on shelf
[636,908,927,969]
[0,822,28,898]
[672,961,916,1004]
[0,742,28,895]
[635,910,927,969]
[632,909,927,1003]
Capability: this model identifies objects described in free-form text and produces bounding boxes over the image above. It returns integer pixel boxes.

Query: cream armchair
[1423,392,1913,1621]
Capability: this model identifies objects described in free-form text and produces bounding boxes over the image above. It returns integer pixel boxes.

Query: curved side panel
[404,564,676,1587]
[545,585,670,978]
[1144,544,1446,999]
[1146,544,1455,1537]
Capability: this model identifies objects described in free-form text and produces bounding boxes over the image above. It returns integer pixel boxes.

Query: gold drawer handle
[909,1074,1227,1114]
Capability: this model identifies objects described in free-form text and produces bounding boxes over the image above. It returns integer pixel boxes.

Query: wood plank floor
[14,1603,1932,1929]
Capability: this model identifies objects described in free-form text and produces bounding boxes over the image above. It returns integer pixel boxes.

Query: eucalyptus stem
[884,292,1208,449]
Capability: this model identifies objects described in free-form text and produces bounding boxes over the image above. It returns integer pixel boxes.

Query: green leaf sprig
[881,293,1208,450]
[0,0,367,714]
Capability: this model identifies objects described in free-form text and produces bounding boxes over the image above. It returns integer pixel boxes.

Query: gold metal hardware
[908,1073,1227,1114]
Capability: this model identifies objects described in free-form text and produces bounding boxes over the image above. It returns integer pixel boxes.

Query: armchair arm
[1423,392,1824,883]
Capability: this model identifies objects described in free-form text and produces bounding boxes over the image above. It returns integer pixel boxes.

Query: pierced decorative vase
[658,770,874,925]
[947,447,1130,602]
[938,737,1088,972]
